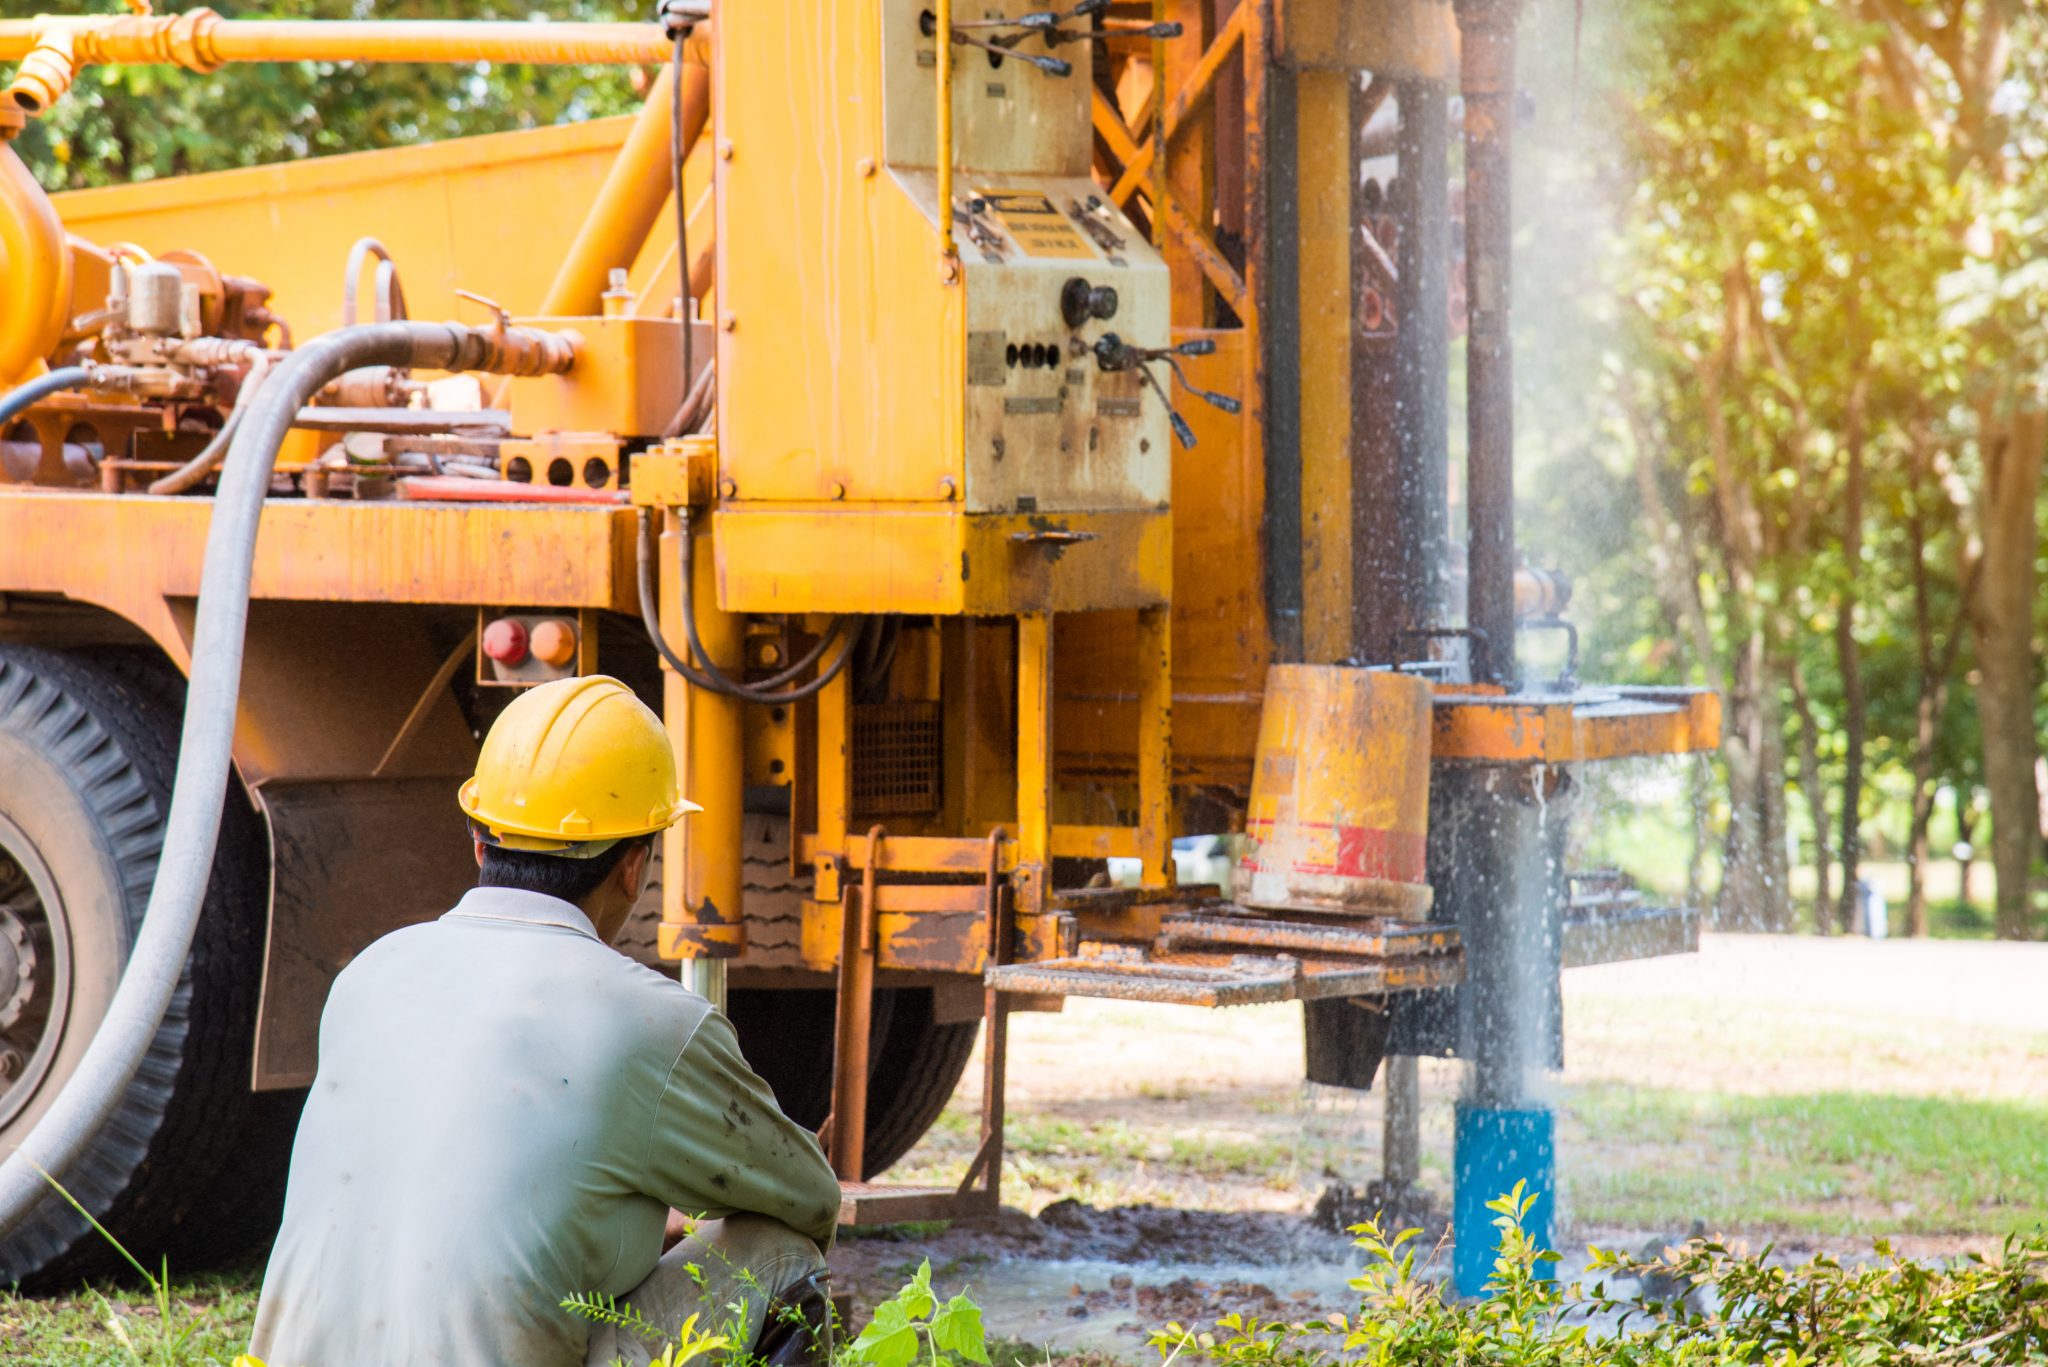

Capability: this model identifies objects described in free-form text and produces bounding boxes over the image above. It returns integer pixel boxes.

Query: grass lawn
[1,1269,260,1366]
[1563,1084,2048,1240]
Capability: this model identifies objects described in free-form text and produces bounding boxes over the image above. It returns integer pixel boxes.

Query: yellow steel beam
[1296,66,1354,664]
[1135,605,1174,888]
[1158,198,1245,316]
[814,665,853,898]
[1017,613,1054,878]
[1430,690,1724,764]
[0,491,635,615]
[1091,87,1144,169]
[1105,7,1243,210]
[710,507,1171,617]
[795,825,1146,875]
[538,60,686,320]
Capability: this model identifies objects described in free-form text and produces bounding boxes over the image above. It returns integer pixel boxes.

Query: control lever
[1153,337,1243,417]
[953,0,1177,46]
[1043,19,1184,47]
[920,10,1074,76]
[1092,332,1195,449]
[928,0,1171,65]
[953,196,1007,257]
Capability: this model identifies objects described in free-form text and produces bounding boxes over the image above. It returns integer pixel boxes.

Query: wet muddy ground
[827,934,2048,1355]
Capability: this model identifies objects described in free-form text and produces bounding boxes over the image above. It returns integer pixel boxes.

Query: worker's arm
[643,1007,842,1248]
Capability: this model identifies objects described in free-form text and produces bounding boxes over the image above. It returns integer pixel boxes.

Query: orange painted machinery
[0,1,1715,1282]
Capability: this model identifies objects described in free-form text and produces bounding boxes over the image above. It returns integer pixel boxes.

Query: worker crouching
[249,675,841,1367]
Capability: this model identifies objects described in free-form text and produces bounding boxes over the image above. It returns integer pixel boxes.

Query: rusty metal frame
[1093,8,1250,315]
[956,831,1012,1200]
[830,828,1015,1227]
[826,824,886,1181]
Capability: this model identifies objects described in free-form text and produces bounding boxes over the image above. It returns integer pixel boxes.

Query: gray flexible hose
[147,352,272,496]
[0,366,92,428]
[0,322,571,1235]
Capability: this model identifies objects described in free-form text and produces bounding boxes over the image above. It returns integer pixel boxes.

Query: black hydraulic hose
[634,508,859,703]
[0,365,91,428]
[0,321,573,1235]
[673,511,864,702]
[635,508,857,699]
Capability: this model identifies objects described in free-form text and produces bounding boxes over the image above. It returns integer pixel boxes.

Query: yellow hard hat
[459,675,700,854]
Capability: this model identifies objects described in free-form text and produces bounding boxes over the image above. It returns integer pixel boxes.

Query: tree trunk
[1687,754,1709,912]
[1905,797,1934,937]
[1787,663,1836,933]
[1904,431,1967,939]
[1833,371,1871,934]
[1968,405,2045,941]
[1717,630,1790,931]
[1759,676,1793,932]
[1718,636,1768,931]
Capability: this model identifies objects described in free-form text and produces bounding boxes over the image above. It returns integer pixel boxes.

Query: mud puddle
[830,1196,1443,1356]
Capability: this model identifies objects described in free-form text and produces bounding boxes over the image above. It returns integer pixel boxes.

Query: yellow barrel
[1234,664,1434,919]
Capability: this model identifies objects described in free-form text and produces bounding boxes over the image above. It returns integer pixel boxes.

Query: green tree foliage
[1582,0,2047,936]
[2,1,651,192]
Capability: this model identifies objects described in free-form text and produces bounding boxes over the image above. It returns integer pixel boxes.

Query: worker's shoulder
[597,949,718,1031]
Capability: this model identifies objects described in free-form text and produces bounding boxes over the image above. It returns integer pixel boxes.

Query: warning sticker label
[980,190,1095,260]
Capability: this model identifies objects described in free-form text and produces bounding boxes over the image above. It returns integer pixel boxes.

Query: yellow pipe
[537,52,709,319]
[681,506,746,962]
[0,144,71,385]
[1,12,667,100]
[935,0,955,265]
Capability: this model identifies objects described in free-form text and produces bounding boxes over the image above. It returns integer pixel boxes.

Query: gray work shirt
[249,887,841,1367]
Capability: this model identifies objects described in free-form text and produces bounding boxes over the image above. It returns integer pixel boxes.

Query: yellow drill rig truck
[0,1,1716,1290]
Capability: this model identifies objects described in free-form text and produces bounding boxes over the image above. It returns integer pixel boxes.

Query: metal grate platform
[838,1181,998,1227]
[985,902,1463,1006]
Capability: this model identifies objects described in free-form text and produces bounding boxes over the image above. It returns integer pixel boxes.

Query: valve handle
[1161,354,1240,416]
[1012,48,1074,76]
[1093,335,1197,446]
[927,21,1074,76]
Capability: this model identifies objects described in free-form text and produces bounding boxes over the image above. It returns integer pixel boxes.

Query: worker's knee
[587,1215,828,1366]
[682,1211,827,1291]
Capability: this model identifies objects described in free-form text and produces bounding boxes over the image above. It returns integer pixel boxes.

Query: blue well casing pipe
[1453,1103,1555,1297]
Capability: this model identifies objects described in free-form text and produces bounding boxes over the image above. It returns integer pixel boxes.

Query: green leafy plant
[1148,1188,2048,1367]
[841,1259,991,1367]
[560,1292,732,1367]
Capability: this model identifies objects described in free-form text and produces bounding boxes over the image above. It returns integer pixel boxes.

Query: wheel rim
[0,813,73,1130]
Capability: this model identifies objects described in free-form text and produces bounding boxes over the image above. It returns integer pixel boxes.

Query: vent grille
[853,701,943,816]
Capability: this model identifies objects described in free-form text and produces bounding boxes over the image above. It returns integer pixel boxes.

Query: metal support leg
[1136,605,1174,889]
[1445,764,1562,1296]
[815,663,851,891]
[1382,1054,1420,1189]
[957,832,1012,1210]
[1015,613,1053,918]
[829,825,886,1182]
[659,508,743,1003]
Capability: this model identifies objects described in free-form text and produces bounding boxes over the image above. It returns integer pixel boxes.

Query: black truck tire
[0,645,284,1288]
[725,985,979,1180]
[619,827,980,1181]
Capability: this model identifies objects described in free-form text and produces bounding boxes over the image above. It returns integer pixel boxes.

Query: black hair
[476,834,652,905]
